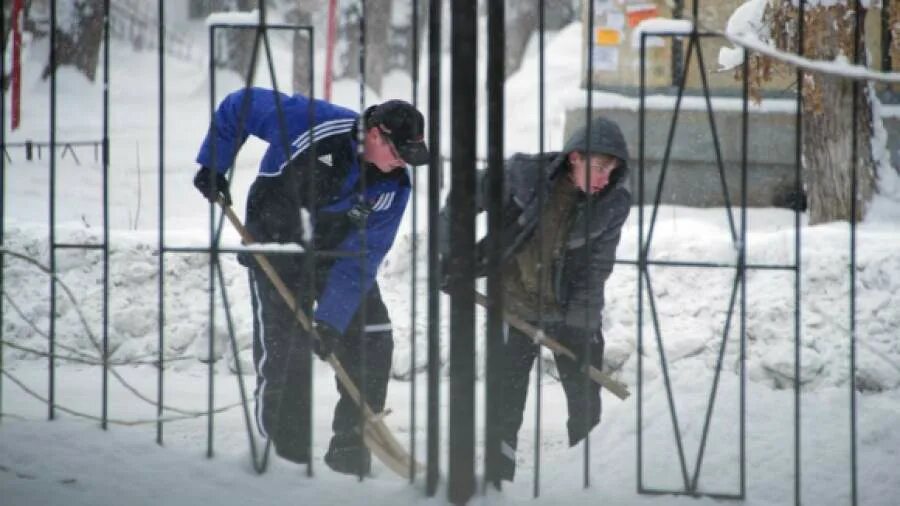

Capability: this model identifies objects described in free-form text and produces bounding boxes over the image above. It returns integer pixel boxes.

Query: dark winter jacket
[472,116,632,331]
[196,87,410,334]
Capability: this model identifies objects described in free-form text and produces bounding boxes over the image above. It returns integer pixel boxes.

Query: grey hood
[561,115,629,173]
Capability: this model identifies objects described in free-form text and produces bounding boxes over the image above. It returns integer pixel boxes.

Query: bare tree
[747,2,890,224]
[285,0,315,95]
[336,0,392,95]
[41,0,104,82]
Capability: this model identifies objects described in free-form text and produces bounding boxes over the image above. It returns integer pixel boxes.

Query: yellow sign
[595,27,622,46]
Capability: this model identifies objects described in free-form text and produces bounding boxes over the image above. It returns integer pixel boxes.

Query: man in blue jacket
[193,87,428,475]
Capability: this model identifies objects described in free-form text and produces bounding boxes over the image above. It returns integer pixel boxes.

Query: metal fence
[0,1,896,505]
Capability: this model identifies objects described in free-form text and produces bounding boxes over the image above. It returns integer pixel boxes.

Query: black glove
[193,166,232,206]
[312,320,341,360]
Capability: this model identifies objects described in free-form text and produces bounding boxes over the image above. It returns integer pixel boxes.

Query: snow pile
[5,204,899,394]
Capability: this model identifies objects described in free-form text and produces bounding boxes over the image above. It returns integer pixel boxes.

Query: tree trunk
[768,2,877,224]
[802,74,876,224]
[286,2,313,95]
[226,0,258,77]
[337,0,391,95]
[42,0,104,82]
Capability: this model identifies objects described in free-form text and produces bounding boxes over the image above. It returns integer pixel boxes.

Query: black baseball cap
[366,100,429,166]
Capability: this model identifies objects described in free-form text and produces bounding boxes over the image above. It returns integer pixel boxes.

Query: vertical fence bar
[534,0,546,497]
[448,1,477,503]
[849,3,861,504]
[409,0,420,484]
[484,0,504,492]
[305,22,317,479]
[794,2,806,505]
[48,0,57,421]
[0,0,7,422]
[206,23,217,459]
[101,0,111,432]
[356,0,369,481]
[583,0,596,489]
[739,43,749,501]
[426,0,442,496]
[156,0,166,446]
[636,31,647,494]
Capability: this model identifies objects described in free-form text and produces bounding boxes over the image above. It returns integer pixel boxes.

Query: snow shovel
[217,199,419,478]
[473,290,631,400]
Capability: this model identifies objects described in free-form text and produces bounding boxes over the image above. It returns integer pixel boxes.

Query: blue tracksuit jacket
[196,87,410,333]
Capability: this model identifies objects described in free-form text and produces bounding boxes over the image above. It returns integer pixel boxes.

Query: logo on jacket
[369,191,396,212]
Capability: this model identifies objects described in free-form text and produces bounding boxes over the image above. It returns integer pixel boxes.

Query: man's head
[362,100,429,172]
[561,115,629,194]
[567,151,619,194]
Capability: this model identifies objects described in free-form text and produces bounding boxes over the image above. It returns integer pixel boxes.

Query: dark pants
[248,267,393,464]
[493,323,604,481]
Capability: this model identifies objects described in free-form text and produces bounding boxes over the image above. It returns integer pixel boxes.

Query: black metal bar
[304,15,317,479]
[642,259,795,270]
[216,260,271,473]
[409,0,420,485]
[644,35,696,257]
[357,0,369,480]
[164,245,330,256]
[0,0,6,423]
[850,3,861,504]
[794,2,806,505]
[693,39,737,243]
[205,16,271,461]
[689,271,741,492]
[583,0,596,488]
[207,22,308,30]
[644,271,691,490]
[641,31,720,39]
[54,243,105,250]
[206,22,217,460]
[484,0,504,492]
[48,0,58,421]
[534,0,545,497]
[4,140,104,147]
[426,0,442,496]
[101,0,111,432]
[739,43,750,501]
[638,488,743,500]
[156,0,166,447]
[637,31,647,496]
[448,1,477,503]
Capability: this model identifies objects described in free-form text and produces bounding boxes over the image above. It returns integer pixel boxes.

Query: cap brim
[398,142,429,166]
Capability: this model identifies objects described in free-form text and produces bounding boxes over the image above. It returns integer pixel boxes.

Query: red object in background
[11,0,24,130]
[626,6,659,29]
[323,0,338,102]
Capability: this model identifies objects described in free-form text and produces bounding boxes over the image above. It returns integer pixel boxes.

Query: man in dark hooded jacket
[453,115,631,482]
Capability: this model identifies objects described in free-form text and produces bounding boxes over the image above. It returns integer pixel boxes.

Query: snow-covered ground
[2,13,899,506]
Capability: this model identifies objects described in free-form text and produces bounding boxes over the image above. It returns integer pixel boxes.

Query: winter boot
[324,432,372,476]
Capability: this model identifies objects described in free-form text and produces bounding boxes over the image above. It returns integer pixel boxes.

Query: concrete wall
[564,105,900,208]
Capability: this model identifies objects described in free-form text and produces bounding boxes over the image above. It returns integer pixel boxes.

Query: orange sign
[595,27,622,46]
[626,6,658,28]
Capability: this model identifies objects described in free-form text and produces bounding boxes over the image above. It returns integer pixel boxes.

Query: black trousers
[492,323,604,481]
[248,267,393,464]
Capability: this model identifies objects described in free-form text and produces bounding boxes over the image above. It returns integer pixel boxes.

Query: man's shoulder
[308,97,360,122]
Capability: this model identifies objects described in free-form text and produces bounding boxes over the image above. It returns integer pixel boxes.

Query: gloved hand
[553,324,604,371]
[193,166,232,206]
[312,320,341,360]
